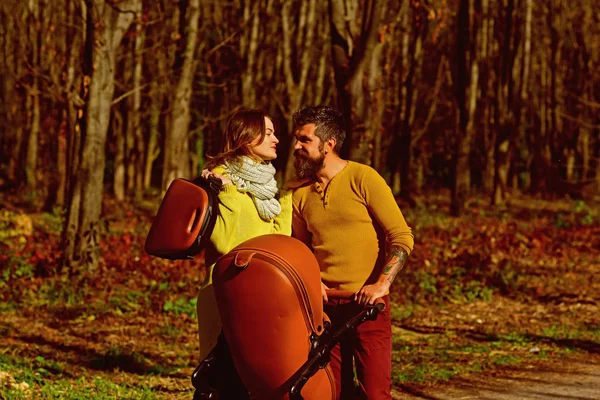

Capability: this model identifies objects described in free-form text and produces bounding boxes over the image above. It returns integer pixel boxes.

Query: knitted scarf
[224,156,282,221]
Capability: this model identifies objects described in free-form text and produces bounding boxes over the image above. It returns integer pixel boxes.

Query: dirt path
[393,356,600,399]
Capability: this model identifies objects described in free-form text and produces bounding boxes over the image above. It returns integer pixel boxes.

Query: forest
[0,1,599,398]
[0,0,598,270]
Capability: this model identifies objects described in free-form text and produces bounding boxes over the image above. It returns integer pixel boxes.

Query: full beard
[294,151,325,179]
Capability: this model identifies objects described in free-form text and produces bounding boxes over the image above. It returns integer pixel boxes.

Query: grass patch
[491,354,521,366]
[2,376,161,400]
[158,324,183,337]
[163,296,197,318]
[89,347,152,374]
[0,353,185,399]
[389,321,593,385]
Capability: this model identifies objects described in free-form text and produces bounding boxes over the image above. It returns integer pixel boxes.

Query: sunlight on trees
[0,0,598,269]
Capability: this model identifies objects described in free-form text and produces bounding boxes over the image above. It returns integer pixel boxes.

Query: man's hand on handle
[323,286,386,308]
[354,279,390,305]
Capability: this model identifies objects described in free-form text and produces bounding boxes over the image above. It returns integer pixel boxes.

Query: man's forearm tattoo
[382,246,408,285]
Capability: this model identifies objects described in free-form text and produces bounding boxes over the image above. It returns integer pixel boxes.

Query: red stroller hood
[212,234,335,399]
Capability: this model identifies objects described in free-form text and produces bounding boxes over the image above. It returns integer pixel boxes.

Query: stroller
[146,178,385,399]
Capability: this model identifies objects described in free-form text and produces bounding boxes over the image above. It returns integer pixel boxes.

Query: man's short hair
[292,106,346,154]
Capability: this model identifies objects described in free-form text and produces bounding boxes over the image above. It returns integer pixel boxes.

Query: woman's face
[251,117,279,161]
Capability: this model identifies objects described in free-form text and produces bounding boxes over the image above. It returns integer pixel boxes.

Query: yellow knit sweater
[292,161,414,293]
[197,165,292,361]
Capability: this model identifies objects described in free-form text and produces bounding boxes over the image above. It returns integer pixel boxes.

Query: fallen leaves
[0,370,32,396]
[0,192,598,396]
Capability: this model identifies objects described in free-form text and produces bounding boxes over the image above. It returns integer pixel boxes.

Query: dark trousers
[324,296,392,400]
[194,333,249,400]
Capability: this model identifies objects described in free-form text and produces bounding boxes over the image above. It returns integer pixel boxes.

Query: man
[288,106,414,399]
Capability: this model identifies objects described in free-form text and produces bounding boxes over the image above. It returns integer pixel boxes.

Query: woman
[202,108,292,267]
[195,108,292,398]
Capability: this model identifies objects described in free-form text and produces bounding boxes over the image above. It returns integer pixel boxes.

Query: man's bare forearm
[380,246,409,286]
[355,246,409,304]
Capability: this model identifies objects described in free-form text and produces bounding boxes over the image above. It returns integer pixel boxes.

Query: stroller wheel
[191,355,219,399]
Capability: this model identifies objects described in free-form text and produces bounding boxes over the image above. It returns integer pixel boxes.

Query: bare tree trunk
[41,0,68,208]
[121,17,146,202]
[389,3,410,194]
[281,0,320,182]
[64,0,83,204]
[0,4,10,159]
[577,88,593,183]
[3,4,24,183]
[113,109,125,200]
[162,0,200,191]
[307,5,330,109]
[570,5,593,184]
[492,0,516,206]
[145,79,161,189]
[482,104,495,193]
[480,0,496,194]
[25,80,40,189]
[240,0,260,107]
[63,0,139,272]
[595,124,600,187]
[329,0,387,164]
[24,1,41,190]
[56,113,67,206]
[531,1,560,194]
[531,52,548,194]
[548,1,562,174]
[452,0,480,216]
[515,0,532,191]
[132,17,145,202]
[388,2,409,193]
[412,57,446,192]
[125,39,135,197]
[394,1,428,205]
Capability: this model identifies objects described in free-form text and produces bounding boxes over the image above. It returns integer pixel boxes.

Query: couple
[197,106,414,400]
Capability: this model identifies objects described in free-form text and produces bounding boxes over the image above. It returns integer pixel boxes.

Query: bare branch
[557,110,600,130]
[207,7,258,58]
[111,83,150,106]
[105,0,138,17]
[413,56,447,144]
[567,91,600,109]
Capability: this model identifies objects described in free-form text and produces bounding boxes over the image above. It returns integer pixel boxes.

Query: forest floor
[0,189,598,399]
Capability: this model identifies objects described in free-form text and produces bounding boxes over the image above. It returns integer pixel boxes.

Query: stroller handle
[289,290,386,399]
[325,289,386,310]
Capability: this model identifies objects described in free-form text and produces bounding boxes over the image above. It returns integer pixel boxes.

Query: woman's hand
[321,281,330,303]
[201,169,232,186]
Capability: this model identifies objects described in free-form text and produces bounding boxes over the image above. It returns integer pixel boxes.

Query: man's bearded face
[294,146,325,179]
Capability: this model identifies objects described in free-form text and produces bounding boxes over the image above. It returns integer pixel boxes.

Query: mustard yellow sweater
[292,161,414,293]
[197,165,292,361]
